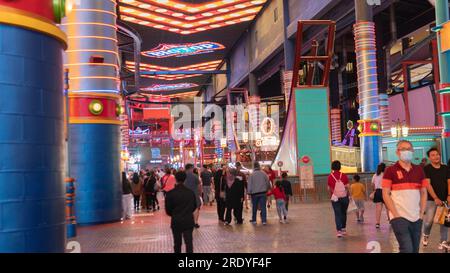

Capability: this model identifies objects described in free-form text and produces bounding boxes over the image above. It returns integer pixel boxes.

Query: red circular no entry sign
[301,156,311,164]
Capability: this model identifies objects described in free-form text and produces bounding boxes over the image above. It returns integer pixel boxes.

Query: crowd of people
[121,139,450,253]
[328,140,450,253]
[121,162,293,253]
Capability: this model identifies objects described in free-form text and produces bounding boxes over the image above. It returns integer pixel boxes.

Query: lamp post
[390,119,409,139]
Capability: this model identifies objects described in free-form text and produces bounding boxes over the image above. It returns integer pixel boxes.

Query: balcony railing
[331,146,361,171]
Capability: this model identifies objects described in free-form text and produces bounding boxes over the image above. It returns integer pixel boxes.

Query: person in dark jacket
[122,172,133,220]
[280,172,293,213]
[224,167,245,225]
[165,171,197,253]
[144,171,159,212]
[214,164,226,222]
[131,172,143,211]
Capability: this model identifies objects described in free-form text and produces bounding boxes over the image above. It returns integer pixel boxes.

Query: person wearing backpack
[328,160,350,238]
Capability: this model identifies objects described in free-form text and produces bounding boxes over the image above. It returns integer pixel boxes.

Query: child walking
[268,180,288,223]
[350,174,366,223]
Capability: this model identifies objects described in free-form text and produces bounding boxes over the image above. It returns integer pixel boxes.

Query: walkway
[72,196,444,253]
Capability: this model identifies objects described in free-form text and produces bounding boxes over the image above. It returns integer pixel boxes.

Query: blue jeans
[251,193,267,223]
[202,186,211,204]
[276,199,288,220]
[331,196,349,231]
[391,217,423,253]
[423,201,449,242]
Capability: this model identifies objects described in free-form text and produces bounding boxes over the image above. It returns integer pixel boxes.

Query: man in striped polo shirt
[382,140,428,253]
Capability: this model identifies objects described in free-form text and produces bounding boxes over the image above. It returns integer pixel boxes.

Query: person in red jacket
[267,180,288,223]
[265,165,277,209]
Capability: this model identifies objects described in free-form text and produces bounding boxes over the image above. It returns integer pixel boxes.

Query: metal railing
[286,172,375,202]
[331,146,362,170]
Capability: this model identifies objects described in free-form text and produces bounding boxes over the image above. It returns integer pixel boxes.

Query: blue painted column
[0,8,67,252]
[62,0,121,224]
[354,1,382,172]
[434,0,450,164]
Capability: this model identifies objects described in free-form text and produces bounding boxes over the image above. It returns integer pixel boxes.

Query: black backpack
[144,177,154,192]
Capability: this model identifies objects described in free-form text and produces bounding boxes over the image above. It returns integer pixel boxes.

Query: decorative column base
[358,119,382,172]
[69,93,122,224]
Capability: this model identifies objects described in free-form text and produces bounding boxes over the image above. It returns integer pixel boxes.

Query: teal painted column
[434,0,450,164]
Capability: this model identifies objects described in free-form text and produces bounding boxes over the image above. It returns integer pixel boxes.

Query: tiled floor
[71,196,446,253]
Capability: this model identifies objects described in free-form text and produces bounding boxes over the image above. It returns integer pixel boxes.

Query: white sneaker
[438,241,449,250]
[279,219,284,223]
[422,234,429,247]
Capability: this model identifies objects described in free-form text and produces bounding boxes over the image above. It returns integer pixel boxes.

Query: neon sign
[141,83,199,92]
[129,128,149,135]
[126,60,222,80]
[142,42,225,58]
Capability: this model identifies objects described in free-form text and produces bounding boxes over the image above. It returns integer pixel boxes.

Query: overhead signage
[261,136,277,147]
[151,148,161,159]
[141,83,198,92]
[149,160,163,164]
[142,42,225,58]
[129,127,149,135]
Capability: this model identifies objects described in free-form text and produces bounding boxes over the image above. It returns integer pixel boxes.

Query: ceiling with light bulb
[118,0,268,98]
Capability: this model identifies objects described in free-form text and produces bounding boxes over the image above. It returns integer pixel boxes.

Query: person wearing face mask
[382,140,428,253]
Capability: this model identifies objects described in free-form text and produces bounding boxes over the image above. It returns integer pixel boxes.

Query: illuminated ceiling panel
[126,60,222,80]
[130,91,200,102]
[141,83,199,92]
[118,0,267,34]
[142,42,225,58]
[164,91,200,99]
